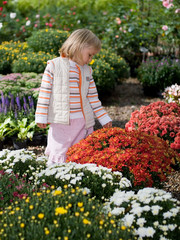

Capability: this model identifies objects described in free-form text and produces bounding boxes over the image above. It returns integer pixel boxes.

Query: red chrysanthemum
[66,127,180,187]
[125,101,180,153]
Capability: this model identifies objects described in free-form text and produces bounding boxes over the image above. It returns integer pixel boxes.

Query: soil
[6,78,180,200]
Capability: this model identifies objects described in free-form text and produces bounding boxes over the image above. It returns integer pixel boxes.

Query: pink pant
[45,118,93,165]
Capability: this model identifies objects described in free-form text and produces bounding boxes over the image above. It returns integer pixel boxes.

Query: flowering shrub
[162,83,180,105]
[125,101,180,153]
[26,29,70,56]
[105,187,180,240]
[37,162,131,201]
[12,51,56,73]
[0,41,29,74]
[137,58,180,92]
[90,58,116,93]
[0,186,133,240]
[66,127,179,187]
[95,48,130,83]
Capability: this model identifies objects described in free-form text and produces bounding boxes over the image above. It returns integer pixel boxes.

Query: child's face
[79,47,99,66]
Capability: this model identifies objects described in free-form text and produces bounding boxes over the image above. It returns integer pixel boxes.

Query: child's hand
[103,122,112,128]
[37,123,47,129]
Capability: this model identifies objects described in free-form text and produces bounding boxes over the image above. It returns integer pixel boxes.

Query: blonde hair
[59,28,101,59]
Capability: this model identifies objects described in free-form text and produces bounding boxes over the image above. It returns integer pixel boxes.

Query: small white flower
[70,179,77,185]
[168,224,176,231]
[137,218,146,227]
[26,20,31,26]
[122,213,134,227]
[130,206,143,216]
[5,169,13,173]
[136,227,155,238]
[102,183,106,188]
[111,207,125,215]
[163,211,173,219]
[159,225,169,231]
[153,221,159,227]
[10,12,16,19]
[151,205,162,215]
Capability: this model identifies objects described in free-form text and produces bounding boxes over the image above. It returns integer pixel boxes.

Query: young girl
[35,28,112,165]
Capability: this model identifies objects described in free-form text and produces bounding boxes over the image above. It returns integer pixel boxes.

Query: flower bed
[66,127,180,187]
[0,149,179,240]
[125,101,180,153]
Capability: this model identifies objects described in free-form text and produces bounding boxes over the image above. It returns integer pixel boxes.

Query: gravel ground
[22,78,180,201]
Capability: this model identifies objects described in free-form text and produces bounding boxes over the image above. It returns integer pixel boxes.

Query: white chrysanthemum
[153,221,159,227]
[170,208,179,216]
[70,179,77,185]
[159,225,169,231]
[130,206,143,216]
[122,213,135,227]
[168,224,176,231]
[142,205,150,212]
[119,177,132,188]
[63,174,71,180]
[137,218,146,227]
[163,211,173,219]
[111,207,125,216]
[136,227,155,238]
[151,205,162,215]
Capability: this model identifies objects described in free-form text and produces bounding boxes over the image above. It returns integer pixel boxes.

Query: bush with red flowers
[66,127,180,188]
[125,101,180,153]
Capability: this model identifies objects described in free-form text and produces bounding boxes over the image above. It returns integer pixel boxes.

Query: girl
[35,28,112,165]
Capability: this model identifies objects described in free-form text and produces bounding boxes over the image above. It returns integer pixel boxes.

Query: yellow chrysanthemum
[77,202,83,207]
[83,218,91,225]
[20,223,25,228]
[55,207,67,215]
[38,213,44,219]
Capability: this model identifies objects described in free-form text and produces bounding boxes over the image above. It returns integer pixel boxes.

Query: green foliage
[26,29,70,55]
[137,58,180,91]
[12,51,56,73]
[9,118,36,141]
[0,118,13,141]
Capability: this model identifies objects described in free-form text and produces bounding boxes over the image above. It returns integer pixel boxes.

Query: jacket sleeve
[35,60,54,124]
[87,67,112,126]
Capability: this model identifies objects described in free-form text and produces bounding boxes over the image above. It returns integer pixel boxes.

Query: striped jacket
[35,57,111,128]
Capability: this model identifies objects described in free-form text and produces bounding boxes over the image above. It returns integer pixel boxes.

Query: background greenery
[0,0,179,75]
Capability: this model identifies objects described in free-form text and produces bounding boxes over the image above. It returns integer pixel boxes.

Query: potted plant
[9,118,36,149]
